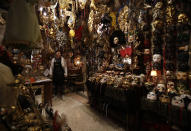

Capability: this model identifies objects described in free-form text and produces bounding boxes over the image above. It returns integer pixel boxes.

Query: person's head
[55,50,61,58]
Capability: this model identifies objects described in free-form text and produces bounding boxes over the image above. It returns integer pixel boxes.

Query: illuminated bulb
[151,70,157,77]
[43,12,47,16]
[39,7,43,11]
[76,60,80,65]
[53,15,56,20]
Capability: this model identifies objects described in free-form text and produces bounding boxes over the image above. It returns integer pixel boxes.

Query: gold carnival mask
[178,13,189,24]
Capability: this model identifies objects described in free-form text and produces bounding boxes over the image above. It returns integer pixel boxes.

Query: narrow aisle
[52,93,125,131]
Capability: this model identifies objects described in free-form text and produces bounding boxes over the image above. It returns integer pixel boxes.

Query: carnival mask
[123,57,131,64]
[78,0,87,9]
[113,37,119,45]
[166,70,174,79]
[147,91,157,101]
[144,49,150,55]
[156,83,166,93]
[176,71,188,81]
[167,81,175,89]
[171,96,185,108]
[128,35,134,43]
[100,77,107,84]
[159,94,170,103]
[153,54,162,63]
[155,2,163,9]
[178,13,189,24]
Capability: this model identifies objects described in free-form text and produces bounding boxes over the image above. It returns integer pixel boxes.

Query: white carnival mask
[147,91,157,101]
[171,96,185,108]
[153,54,162,63]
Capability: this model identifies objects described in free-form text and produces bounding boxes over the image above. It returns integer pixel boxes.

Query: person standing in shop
[50,50,67,98]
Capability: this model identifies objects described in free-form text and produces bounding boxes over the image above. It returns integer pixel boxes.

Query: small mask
[144,49,150,55]
[167,81,175,89]
[178,13,189,24]
[113,37,119,45]
[159,94,170,103]
[156,83,166,93]
[128,35,134,43]
[153,54,162,63]
[78,0,87,9]
[176,71,188,81]
[166,70,174,79]
[155,2,163,9]
[147,91,157,101]
[171,96,185,108]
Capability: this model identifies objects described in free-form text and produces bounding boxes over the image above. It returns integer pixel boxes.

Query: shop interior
[0,0,191,131]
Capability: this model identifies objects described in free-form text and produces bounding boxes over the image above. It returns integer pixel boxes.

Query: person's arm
[49,58,54,76]
[62,57,68,77]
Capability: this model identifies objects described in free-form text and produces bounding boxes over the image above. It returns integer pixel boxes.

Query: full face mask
[156,83,166,93]
[147,91,157,101]
[159,94,170,103]
[113,37,119,45]
[178,13,189,24]
[153,54,162,63]
[176,71,188,81]
[166,70,174,79]
[171,96,185,108]
[78,0,87,9]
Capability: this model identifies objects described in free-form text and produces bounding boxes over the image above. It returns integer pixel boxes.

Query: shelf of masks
[141,82,191,130]
[141,97,191,130]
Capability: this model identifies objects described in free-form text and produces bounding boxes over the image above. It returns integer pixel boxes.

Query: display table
[87,80,145,129]
[25,78,53,106]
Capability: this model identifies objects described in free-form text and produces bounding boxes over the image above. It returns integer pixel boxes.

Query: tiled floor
[50,93,125,131]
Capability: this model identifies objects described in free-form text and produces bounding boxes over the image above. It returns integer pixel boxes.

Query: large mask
[178,13,189,24]
[153,54,162,63]
[171,96,185,108]
[176,71,188,81]
[147,91,157,101]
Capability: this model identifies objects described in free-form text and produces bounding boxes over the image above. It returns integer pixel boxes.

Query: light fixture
[43,12,47,16]
[74,56,82,67]
[151,70,157,77]
[39,7,43,11]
